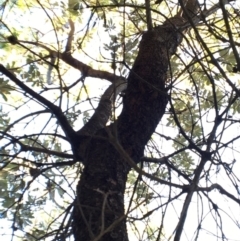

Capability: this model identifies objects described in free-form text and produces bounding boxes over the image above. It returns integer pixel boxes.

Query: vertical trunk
[72,133,130,241]
[72,18,185,241]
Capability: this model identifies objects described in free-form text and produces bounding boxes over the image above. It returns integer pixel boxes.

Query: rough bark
[0,1,236,241]
[72,16,186,241]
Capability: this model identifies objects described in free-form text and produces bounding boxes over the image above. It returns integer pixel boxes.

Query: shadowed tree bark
[71,2,192,241]
[0,0,238,241]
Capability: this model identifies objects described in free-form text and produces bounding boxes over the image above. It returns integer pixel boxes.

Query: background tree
[0,0,240,241]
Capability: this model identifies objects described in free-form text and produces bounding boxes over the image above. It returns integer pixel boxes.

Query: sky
[1,0,240,240]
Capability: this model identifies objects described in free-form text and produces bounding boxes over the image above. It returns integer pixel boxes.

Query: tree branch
[0,131,74,159]
[20,143,74,159]
[14,39,126,85]
[197,183,240,205]
[108,130,185,189]
[141,156,192,181]
[4,20,128,160]
[60,52,126,84]
[2,110,49,134]
[0,64,77,142]
[77,77,127,136]
[65,19,75,53]
[145,0,153,30]
[62,20,127,136]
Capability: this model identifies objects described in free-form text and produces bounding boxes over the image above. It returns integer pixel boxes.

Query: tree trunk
[72,17,185,241]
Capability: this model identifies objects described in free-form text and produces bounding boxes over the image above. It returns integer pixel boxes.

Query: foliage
[0,0,240,241]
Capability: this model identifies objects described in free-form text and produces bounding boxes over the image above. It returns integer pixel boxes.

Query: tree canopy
[1,0,240,241]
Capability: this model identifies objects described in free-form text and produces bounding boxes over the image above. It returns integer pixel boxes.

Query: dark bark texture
[72,16,186,241]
